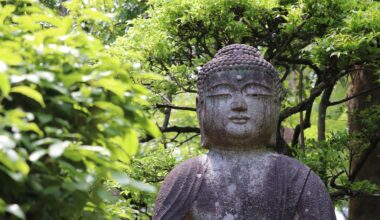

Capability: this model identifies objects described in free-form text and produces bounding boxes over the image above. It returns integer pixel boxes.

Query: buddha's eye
[207,93,232,98]
[206,85,233,98]
[243,84,273,97]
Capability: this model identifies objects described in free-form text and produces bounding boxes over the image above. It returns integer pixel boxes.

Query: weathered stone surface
[153,44,336,220]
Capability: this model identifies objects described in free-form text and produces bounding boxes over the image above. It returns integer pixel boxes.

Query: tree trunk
[59,0,68,16]
[347,67,380,220]
[317,86,333,185]
[299,69,305,151]
[318,86,333,142]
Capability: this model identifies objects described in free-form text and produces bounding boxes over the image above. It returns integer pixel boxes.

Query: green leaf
[29,149,47,162]
[0,5,16,24]
[95,186,114,203]
[107,141,131,164]
[144,118,161,138]
[111,171,131,185]
[18,122,44,137]
[0,198,5,214]
[111,171,156,193]
[94,78,130,100]
[124,129,138,156]
[0,73,10,96]
[78,145,111,156]
[0,49,23,65]
[11,86,46,107]
[5,204,25,220]
[94,101,124,116]
[0,60,8,72]
[15,159,30,175]
[0,135,16,149]
[49,141,70,158]
[80,9,112,23]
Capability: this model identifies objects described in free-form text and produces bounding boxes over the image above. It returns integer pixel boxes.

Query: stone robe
[153,150,336,220]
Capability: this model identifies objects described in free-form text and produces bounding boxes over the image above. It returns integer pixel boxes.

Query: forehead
[204,69,274,89]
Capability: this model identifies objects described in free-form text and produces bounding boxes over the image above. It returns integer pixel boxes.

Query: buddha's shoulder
[154,155,207,219]
[164,154,207,181]
[268,154,311,182]
[271,153,311,173]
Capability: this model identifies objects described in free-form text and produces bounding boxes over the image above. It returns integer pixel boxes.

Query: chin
[226,131,251,139]
[225,128,256,140]
[225,122,254,135]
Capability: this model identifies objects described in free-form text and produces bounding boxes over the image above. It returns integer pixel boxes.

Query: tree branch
[175,134,200,148]
[156,104,196,111]
[277,56,322,76]
[330,171,380,200]
[291,103,312,148]
[161,126,200,133]
[318,86,334,141]
[161,96,172,130]
[268,14,311,61]
[279,63,291,82]
[280,82,326,122]
[329,85,380,106]
[158,60,197,93]
[298,69,305,151]
[349,134,380,182]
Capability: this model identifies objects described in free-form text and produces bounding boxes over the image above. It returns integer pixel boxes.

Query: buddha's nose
[230,95,247,111]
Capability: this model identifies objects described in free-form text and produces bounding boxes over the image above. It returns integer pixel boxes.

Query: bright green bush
[0,0,158,219]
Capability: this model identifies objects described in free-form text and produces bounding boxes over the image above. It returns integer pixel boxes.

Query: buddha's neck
[206,148,274,171]
[207,147,272,159]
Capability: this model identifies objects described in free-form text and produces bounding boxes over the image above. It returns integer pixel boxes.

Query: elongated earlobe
[196,95,201,123]
[196,95,210,148]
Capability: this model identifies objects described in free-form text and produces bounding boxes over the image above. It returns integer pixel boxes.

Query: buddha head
[197,44,284,150]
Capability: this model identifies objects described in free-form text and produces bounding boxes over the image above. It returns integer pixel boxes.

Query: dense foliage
[0,0,379,219]
[0,0,158,219]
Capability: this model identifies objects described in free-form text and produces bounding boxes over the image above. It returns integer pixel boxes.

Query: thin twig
[156,104,196,111]
[329,85,380,106]
[162,126,200,133]
[349,134,380,182]
[175,134,200,148]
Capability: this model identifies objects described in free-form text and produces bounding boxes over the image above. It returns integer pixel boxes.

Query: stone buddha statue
[153,44,336,220]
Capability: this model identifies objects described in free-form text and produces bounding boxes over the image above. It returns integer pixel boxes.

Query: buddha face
[198,70,280,150]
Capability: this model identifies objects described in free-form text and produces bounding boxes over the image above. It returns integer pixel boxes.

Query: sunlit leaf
[80,8,113,23]
[0,49,23,65]
[78,145,111,156]
[0,60,8,72]
[15,159,29,175]
[111,171,131,185]
[29,149,47,162]
[18,122,44,137]
[11,86,46,107]
[144,118,161,138]
[0,73,11,96]
[112,171,156,193]
[5,204,25,220]
[124,129,138,156]
[0,135,16,149]
[94,101,123,116]
[0,5,15,24]
[49,141,70,158]
[94,78,129,100]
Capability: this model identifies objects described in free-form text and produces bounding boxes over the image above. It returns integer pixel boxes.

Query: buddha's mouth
[228,115,250,124]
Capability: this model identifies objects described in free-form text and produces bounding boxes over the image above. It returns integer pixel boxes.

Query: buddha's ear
[196,95,203,122]
[196,95,209,148]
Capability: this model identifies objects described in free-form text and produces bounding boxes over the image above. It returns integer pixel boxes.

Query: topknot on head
[199,44,276,77]
[214,44,262,59]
